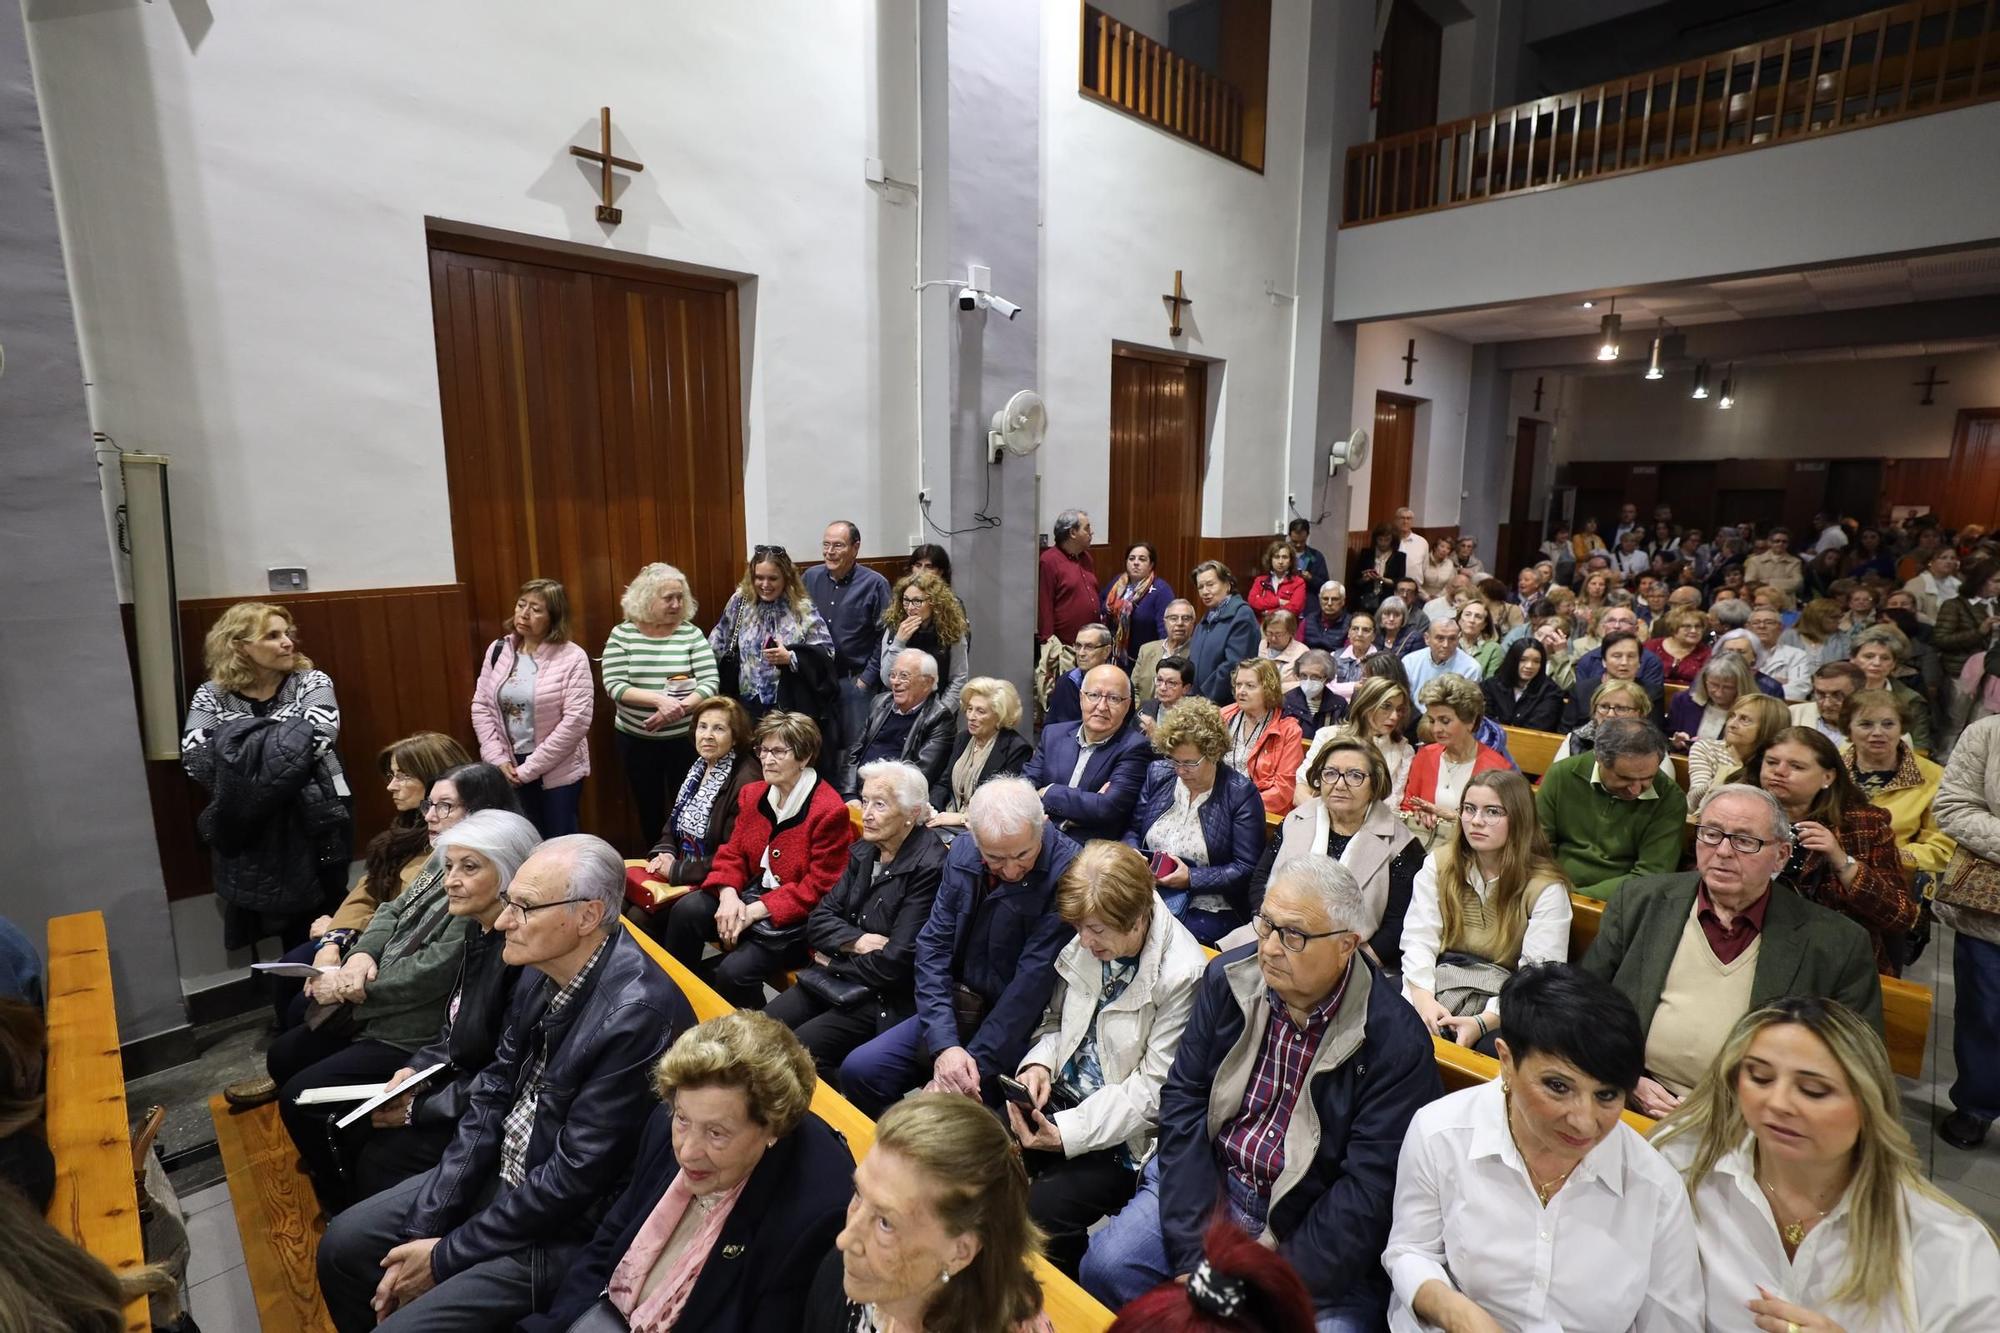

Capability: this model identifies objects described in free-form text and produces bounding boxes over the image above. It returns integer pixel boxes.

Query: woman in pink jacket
[470,579,594,835]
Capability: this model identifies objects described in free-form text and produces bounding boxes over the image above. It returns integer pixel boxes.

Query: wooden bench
[623,922,1115,1331]
[45,911,149,1333]
[1664,682,1688,710]
[1564,895,1932,1078]
[209,1098,336,1332]
[1431,1034,1657,1135]
[1503,726,1564,781]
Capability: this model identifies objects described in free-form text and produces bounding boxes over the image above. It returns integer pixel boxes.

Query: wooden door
[1108,349,1207,591]
[1377,0,1443,137]
[429,232,745,847]
[1368,393,1416,532]
[1496,418,1539,574]
[1936,410,2000,529]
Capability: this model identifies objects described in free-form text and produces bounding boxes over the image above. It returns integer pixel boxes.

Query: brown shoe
[223,1076,278,1109]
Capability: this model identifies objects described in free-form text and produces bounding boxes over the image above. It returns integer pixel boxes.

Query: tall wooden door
[1108,349,1207,590]
[1937,409,2000,528]
[1377,0,1442,137]
[429,232,745,847]
[1367,393,1416,532]
[1496,418,1540,575]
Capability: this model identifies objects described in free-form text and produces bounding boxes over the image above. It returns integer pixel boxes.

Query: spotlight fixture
[1596,297,1621,361]
[1644,319,1665,380]
[1718,363,1735,409]
[1580,299,1596,309]
[1691,360,1710,400]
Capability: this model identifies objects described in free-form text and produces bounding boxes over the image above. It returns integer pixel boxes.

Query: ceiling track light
[1596,297,1621,361]
[1645,318,1665,380]
[1691,359,1710,400]
[1718,363,1736,409]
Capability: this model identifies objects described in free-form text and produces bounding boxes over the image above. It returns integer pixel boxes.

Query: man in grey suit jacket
[1580,784,1881,1120]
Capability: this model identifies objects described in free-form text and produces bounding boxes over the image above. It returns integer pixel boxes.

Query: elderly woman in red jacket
[661,711,854,1007]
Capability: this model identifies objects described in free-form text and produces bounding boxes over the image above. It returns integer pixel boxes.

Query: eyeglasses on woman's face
[1458,803,1508,824]
[1317,765,1372,790]
[756,744,798,761]
[420,798,461,817]
[1594,701,1642,719]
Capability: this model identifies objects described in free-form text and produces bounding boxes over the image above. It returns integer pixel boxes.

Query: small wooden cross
[1402,338,1419,385]
[1162,270,1193,338]
[1913,364,1950,406]
[569,106,645,225]
[1532,376,1545,412]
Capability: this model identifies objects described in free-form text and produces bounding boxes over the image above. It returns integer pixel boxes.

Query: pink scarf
[606,1172,747,1332]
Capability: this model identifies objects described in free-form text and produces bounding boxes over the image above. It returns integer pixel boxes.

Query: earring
[939,1267,952,1286]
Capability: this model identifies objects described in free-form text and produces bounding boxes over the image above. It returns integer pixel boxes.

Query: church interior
[8,0,2000,1329]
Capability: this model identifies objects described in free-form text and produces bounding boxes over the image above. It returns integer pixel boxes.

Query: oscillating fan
[988,390,1048,463]
[1327,428,1370,476]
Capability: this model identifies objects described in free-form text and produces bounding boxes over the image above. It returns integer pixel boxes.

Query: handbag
[744,892,809,952]
[796,966,875,1010]
[951,982,989,1043]
[560,1295,629,1333]
[1431,950,1511,1018]
[1935,845,2000,915]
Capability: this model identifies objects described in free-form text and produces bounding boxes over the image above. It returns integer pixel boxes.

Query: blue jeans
[510,766,581,838]
[1951,931,2000,1122]
[1081,1160,1385,1333]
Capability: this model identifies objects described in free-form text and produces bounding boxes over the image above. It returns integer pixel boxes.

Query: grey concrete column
[2,7,183,1041]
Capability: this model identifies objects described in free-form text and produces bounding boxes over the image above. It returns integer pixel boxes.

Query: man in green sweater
[1536,718,1687,900]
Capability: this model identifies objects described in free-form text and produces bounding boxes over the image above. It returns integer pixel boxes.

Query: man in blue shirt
[804,520,891,791]
[1399,618,1482,710]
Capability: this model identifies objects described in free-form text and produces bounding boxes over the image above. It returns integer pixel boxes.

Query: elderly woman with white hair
[347,809,544,1200]
[1081,853,1440,1321]
[1711,628,1788,701]
[1668,650,1761,748]
[768,760,950,1082]
[602,562,721,844]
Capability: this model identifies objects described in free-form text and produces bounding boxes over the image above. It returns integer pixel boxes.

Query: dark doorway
[1109,347,1207,590]
[1378,1,1443,137]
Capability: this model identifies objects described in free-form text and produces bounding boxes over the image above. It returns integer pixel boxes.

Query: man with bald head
[1024,662,1152,842]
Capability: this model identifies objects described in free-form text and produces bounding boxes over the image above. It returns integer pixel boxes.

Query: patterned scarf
[671,752,737,854]
[606,1172,748,1331]
[1104,575,1156,662]
[714,595,833,705]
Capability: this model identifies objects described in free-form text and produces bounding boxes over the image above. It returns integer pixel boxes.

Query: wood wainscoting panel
[158,584,477,900]
[1196,535,1279,586]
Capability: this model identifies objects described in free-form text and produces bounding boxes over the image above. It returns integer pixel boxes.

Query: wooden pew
[1431,1035,1656,1133]
[1564,895,1932,1079]
[622,922,1116,1332]
[1664,683,1688,710]
[45,911,149,1333]
[209,1098,336,1333]
[1503,726,1564,781]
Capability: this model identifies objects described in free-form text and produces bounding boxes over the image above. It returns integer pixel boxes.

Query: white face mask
[1300,678,1325,703]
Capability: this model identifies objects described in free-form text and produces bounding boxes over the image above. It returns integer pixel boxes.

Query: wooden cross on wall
[1402,338,1419,385]
[1532,376,1545,412]
[1162,270,1193,338]
[1913,364,1950,406]
[569,106,645,225]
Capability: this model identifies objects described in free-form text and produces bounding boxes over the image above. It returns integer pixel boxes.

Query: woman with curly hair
[710,544,839,730]
[1124,698,1268,943]
[875,569,972,711]
[604,561,721,842]
[1245,539,1308,620]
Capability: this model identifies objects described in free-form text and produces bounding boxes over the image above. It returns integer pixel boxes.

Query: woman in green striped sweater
[602,562,720,842]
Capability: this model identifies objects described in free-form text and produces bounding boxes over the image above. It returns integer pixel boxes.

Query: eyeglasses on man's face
[1251,912,1348,954]
[1693,824,1782,855]
[1080,690,1127,707]
[496,889,588,917]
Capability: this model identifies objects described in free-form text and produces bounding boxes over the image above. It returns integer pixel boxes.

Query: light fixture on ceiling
[1645,319,1665,380]
[1718,363,1736,409]
[1691,360,1710,400]
[1580,299,1596,309]
[1596,297,1621,361]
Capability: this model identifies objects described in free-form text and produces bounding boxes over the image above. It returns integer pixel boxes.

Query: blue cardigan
[1122,761,1268,913]
[1188,596,1261,703]
[1024,718,1154,843]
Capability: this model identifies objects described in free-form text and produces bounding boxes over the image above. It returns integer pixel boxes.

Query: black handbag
[560,1296,628,1333]
[951,983,988,1043]
[796,966,874,1010]
[744,892,808,952]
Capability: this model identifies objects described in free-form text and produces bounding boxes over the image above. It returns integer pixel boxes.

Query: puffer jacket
[194,715,351,915]
[401,928,696,1286]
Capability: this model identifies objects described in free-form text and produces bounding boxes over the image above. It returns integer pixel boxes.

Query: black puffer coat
[195,715,351,915]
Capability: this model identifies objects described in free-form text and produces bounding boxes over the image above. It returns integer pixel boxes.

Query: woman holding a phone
[1004,841,1207,1278]
[1122,698,1267,946]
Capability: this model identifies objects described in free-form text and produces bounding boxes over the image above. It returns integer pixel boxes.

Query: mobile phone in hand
[998,1075,1037,1107]
[1148,851,1183,881]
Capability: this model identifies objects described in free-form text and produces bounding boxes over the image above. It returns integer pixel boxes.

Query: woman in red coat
[1401,674,1512,852]
[661,710,854,1007]
[1244,539,1308,620]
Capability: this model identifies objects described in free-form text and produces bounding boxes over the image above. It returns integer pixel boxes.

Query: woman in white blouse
[1652,997,2000,1333]
[1384,963,1704,1332]
[1402,770,1571,1054]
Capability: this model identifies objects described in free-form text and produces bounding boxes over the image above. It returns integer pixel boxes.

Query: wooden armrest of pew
[1432,1035,1656,1134]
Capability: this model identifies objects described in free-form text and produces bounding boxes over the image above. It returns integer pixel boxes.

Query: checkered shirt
[1214,961,1353,1210]
[499,937,609,1188]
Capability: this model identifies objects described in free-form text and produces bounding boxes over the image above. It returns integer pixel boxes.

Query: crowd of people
[145,502,2000,1332]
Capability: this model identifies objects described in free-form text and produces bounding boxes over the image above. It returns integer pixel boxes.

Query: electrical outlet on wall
[908,533,923,548]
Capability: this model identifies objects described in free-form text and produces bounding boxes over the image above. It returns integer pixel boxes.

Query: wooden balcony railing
[1343,0,2000,226]
[1081,3,1250,168]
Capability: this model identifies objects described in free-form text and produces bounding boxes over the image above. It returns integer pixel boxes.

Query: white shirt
[1385,1081,1703,1333]
[1814,524,1849,554]
[1400,857,1571,1018]
[1657,1134,2000,1332]
[1754,642,1815,701]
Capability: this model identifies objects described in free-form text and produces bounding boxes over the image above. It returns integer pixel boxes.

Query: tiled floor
[180,1181,259,1331]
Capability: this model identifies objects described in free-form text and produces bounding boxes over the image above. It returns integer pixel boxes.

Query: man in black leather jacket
[845,648,957,794]
[317,835,695,1332]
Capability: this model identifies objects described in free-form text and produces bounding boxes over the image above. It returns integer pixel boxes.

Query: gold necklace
[1758,1175,1832,1246]
[1503,1091,1579,1207]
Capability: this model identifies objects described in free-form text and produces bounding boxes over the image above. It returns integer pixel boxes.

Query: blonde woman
[709,545,837,720]
[1686,694,1790,814]
[182,601,350,946]
[1549,678,1653,766]
[1303,675,1415,808]
[877,570,972,711]
[604,562,721,842]
[1653,998,2000,1331]
[1401,770,1571,1052]
[929,678,1034,828]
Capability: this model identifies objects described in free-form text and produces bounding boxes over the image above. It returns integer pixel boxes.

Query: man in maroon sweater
[1040,508,1101,646]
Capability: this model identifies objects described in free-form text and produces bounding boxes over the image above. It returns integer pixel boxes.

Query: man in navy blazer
[839,778,1080,1115]
[1024,664,1152,843]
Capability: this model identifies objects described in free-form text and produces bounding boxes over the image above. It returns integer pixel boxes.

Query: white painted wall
[1555,350,2000,462]
[1346,320,1475,533]
[26,1,921,597]
[1039,0,1313,545]
[1332,101,2000,323]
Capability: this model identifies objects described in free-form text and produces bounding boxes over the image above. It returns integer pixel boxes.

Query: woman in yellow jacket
[1843,688,1956,874]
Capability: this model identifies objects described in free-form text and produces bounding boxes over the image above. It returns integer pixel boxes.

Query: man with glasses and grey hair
[1026,661,1153,843]
[319,834,695,1333]
[1082,855,1438,1328]
[1580,784,1882,1119]
[1040,507,1101,647]
[839,777,1080,1116]
[1536,718,1688,901]
[1045,622,1116,725]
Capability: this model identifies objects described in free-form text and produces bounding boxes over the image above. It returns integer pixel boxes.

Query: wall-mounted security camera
[958,290,981,312]
[984,294,1023,321]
